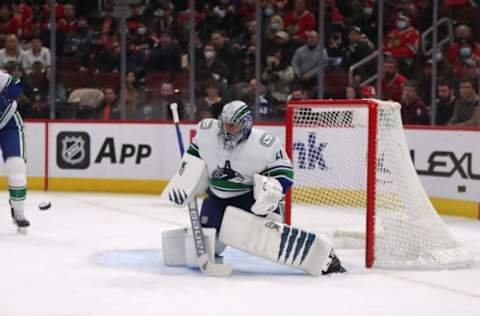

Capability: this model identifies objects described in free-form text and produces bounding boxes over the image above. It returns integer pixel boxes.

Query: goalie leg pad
[162,227,217,268]
[218,206,337,276]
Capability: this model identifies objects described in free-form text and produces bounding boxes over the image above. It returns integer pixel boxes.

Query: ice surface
[0,191,479,316]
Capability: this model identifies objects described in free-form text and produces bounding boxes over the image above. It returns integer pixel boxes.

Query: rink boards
[0,120,478,219]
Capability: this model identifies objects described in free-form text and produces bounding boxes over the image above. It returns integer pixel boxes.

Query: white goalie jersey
[186,119,293,199]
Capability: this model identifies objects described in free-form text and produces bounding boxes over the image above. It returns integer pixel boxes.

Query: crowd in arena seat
[0,0,479,126]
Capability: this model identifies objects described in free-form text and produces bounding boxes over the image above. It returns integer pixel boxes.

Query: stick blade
[198,254,232,277]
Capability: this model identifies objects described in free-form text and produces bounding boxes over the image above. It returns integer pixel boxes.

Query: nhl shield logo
[57,132,90,169]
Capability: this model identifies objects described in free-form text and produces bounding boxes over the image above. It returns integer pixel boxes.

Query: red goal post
[285,99,378,267]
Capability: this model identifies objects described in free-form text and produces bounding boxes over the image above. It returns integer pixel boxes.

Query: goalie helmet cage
[285,99,472,269]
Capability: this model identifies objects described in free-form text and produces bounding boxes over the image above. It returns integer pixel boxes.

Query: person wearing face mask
[353,0,377,42]
[196,43,228,84]
[291,31,328,90]
[265,15,284,41]
[383,13,420,76]
[447,25,480,69]
[283,0,314,41]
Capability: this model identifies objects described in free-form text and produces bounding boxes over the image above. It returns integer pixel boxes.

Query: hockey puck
[38,201,51,211]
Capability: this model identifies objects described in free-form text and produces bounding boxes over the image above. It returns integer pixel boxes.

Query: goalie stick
[169,103,232,277]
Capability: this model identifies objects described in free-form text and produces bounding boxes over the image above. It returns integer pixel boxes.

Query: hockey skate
[322,250,347,275]
[11,207,30,234]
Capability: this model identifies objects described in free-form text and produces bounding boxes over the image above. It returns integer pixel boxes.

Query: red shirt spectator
[384,14,420,59]
[238,0,255,21]
[57,3,77,33]
[382,58,407,102]
[0,4,21,37]
[283,0,315,41]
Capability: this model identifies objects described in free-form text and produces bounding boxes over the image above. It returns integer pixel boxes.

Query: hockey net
[285,99,472,269]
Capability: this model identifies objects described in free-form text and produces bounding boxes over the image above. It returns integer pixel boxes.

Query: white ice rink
[0,191,479,316]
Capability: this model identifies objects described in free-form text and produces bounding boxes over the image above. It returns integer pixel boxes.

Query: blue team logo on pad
[57,132,90,169]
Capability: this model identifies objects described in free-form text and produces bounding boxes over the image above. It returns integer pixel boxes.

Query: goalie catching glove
[251,174,284,215]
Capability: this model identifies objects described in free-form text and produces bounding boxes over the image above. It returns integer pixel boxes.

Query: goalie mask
[219,100,253,150]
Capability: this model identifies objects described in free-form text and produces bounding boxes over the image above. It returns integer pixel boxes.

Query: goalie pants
[200,189,280,231]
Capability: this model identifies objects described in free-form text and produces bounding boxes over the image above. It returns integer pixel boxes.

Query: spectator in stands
[416,52,455,103]
[57,3,77,34]
[347,26,373,62]
[94,40,121,73]
[353,0,377,43]
[400,80,430,125]
[95,5,117,38]
[382,57,407,102]
[210,30,237,74]
[0,4,21,37]
[126,3,143,31]
[126,72,140,119]
[147,31,181,75]
[287,84,307,101]
[62,16,92,58]
[447,25,480,72]
[137,82,183,120]
[23,89,49,119]
[126,41,147,79]
[291,31,328,91]
[345,26,373,75]
[195,79,225,120]
[435,81,456,125]
[262,50,294,109]
[383,13,420,76]
[266,31,296,66]
[0,34,25,70]
[283,0,315,42]
[460,59,480,91]
[448,79,480,126]
[14,0,33,38]
[265,14,284,43]
[93,87,121,120]
[196,43,228,84]
[23,35,51,74]
[345,84,360,99]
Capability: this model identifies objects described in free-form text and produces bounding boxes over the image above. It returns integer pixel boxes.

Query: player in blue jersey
[0,70,29,233]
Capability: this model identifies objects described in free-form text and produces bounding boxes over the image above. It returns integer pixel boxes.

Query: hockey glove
[251,174,284,215]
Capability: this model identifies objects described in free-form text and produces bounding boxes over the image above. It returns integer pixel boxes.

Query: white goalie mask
[219,100,253,150]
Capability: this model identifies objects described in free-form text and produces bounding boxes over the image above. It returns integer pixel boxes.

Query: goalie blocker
[161,153,346,276]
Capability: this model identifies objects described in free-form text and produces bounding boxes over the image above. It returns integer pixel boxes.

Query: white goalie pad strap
[162,227,216,268]
[251,174,284,215]
[218,206,334,276]
[160,153,209,207]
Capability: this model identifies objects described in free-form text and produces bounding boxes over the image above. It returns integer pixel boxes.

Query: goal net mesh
[288,100,472,269]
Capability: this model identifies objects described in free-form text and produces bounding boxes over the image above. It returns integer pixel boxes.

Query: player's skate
[322,250,347,275]
[11,207,30,234]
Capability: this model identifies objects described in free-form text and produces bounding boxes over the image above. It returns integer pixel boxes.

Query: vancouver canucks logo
[212,160,244,181]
